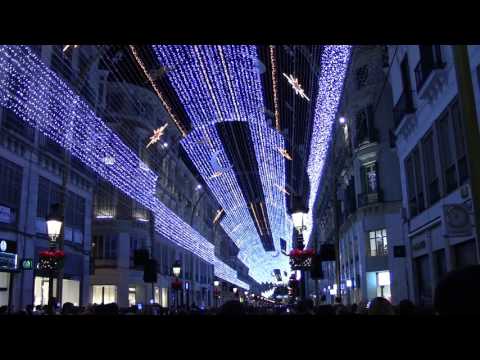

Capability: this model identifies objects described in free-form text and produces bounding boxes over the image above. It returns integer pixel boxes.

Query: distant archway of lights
[0,45,249,289]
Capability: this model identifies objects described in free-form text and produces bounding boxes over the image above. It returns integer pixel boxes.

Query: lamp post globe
[172,260,181,278]
[46,203,63,242]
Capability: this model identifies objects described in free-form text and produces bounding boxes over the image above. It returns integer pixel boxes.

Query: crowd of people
[1,265,478,316]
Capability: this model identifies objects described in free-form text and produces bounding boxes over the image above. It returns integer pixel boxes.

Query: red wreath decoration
[39,250,65,258]
[289,248,315,269]
[171,279,183,290]
[38,250,65,272]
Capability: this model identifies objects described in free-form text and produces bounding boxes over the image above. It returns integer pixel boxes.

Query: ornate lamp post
[291,211,309,301]
[45,203,63,315]
[171,260,182,311]
[213,280,220,308]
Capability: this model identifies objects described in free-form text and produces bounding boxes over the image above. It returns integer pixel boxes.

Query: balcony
[393,90,415,128]
[415,45,446,92]
[357,190,383,208]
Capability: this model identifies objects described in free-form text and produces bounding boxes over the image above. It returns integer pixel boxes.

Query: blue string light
[0,45,249,290]
[304,45,352,246]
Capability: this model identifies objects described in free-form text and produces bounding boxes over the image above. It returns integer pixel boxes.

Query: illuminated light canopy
[152,45,292,282]
[304,45,352,247]
[0,45,248,290]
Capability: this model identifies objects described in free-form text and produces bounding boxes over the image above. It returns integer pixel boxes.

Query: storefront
[33,246,83,306]
[0,239,18,308]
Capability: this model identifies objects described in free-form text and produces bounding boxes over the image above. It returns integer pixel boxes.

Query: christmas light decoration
[269,45,281,131]
[276,147,292,160]
[63,45,79,52]
[282,73,310,101]
[274,184,290,195]
[304,45,351,246]
[152,45,292,282]
[146,123,168,148]
[0,45,248,289]
[213,208,224,224]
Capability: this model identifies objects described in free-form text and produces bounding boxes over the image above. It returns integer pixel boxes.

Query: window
[361,162,378,193]
[422,131,440,205]
[39,133,65,158]
[34,277,79,306]
[434,249,447,284]
[128,287,136,307]
[368,229,388,257]
[405,147,426,218]
[394,55,415,127]
[451,101,468,184]
[436,99,468,194]
[0,273,10,307]
[93,234,117,260]
[37,177,62,220]
[65,191,85,240]
[354,105,376,146]
[453,239,478,269]
[437,111,457,193]
[414,255,432,306]
[356,65,369,89]
[1,106,35,142]
[92,285,117,304]
[415,45,444,91]
[0,157,22,227]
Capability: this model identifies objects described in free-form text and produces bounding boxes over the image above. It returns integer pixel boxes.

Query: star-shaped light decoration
[209,171,224,179]
[146,123,168,148]
[274,184,290,195]
[63,45,79,53]
[282,73,310,101]
[276,147,293,161]
[213,209,225,224]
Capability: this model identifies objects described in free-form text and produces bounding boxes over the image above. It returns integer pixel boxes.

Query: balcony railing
[414,45,446,92]
[357,190,383,208]
[393,90,415,128]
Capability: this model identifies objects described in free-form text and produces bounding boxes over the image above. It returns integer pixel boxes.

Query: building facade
[388,45,480,306]
[307,46,408,305]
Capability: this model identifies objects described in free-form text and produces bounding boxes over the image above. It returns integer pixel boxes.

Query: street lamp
[172,260,182,310]
[377,271,390,298]
[46,204,63,243]
[45,203,63,314]
[291,212,307,235]
[213,280,220,308]
[172,260,181,278]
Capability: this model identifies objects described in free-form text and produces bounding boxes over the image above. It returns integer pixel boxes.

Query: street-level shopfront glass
[128,287,136,306]
[154,286,160,304]
[34,276,80,306]
[91,285,117,304]
[161,287,168,308]
[376,271,391,302]
[0,272,10,306]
